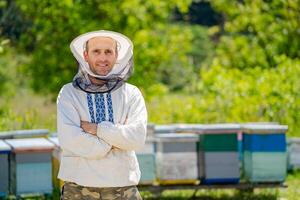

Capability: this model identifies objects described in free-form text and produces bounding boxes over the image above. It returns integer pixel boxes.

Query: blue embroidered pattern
[107,93,114,123]
[87,93,114,124]
[95,93,106,123]
[87,93,95,123]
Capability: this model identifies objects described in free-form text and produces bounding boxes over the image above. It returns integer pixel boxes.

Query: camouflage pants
[61,182,142,200]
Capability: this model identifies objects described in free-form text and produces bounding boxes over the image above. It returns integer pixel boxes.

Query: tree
[10,0,193,95]
[193,0,300,135]
[210,0,300,69]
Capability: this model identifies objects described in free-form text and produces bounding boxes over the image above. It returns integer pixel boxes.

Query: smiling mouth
[96,64,109,67]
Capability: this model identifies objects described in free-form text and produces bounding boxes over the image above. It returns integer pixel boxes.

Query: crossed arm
[57,86,147,159]
[80,121,97,136]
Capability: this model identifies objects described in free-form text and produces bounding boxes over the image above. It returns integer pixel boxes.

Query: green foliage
[133,25,194,91]
[147,56,300,136]
[187,24,213,72]
[198,56,300,136]
[0,47,56,131]
[0,0,30,44]
[0,44,29,97]
[210,0,300,69]
[11,0,193,95]
[133,23,213,92]
[0,38,8,93]
[0,37,9,52]
[0,89,56,131]
[1,0,299,138]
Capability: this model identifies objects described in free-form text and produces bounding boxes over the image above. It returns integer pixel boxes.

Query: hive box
[48,137,64,189]
[287,138,300,170]
[0,129,49,139]
[155,133,199,184]
[154,124,178,134]
[242,124,288,182]
[0,140,11,197]
[5,138,54,195]
[196,124,240,184]
[136,137,156,185]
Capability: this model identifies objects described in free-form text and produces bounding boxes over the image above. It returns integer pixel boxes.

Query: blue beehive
[136,137,156,185]
[242,124,288,182]
[0,140,11,197]
[5,138,54,195]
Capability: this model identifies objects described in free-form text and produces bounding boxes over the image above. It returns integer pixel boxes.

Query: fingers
[80,121,88,127]
[80,121,89,132]
[112,146,121,150]
[80,121,90,131]
[80,121,97,136]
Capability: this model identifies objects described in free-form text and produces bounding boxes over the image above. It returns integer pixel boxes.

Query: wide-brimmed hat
[70,30,134,93]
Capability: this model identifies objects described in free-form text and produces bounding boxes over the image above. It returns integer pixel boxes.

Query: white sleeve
[97,88,147,151]
[57,86,112,159]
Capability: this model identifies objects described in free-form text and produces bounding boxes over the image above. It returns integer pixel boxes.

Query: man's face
[83,36,118,76]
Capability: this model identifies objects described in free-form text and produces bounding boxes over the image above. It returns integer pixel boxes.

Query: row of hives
[0,123,299,197]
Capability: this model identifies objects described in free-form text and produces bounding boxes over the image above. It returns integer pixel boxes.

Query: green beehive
[200,133,238,152]
[176,124,239,151]
[176,124,241,184]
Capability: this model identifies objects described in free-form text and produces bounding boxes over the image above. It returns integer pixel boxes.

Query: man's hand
[80,121,97,136]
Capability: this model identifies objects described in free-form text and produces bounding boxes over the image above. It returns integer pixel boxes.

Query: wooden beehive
[0,129,49,139]
[5,138,54,195]
[48,137,64,189]
[0,140,11,197]
[154,133,199,184]
[287,138,300,170]
[242,124,288,182]
[197,124,241,184]
[154,124,178,134]
[136,137,156,185]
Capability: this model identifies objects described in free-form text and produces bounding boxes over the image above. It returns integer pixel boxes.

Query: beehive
[5,138,54,195]
[287,138,300,170]
[0,129,49,139]
[48,137,64,189]
[242,124,288,182]
[155,133,199,184]
[197,124,240,184]
[154,124,178,134]
[136,137,156,185]
[0,140,11,197]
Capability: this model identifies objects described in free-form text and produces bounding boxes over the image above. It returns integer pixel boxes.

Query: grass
[0,89,56,132]
[139,171,300,200]
[2,171,299,200]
